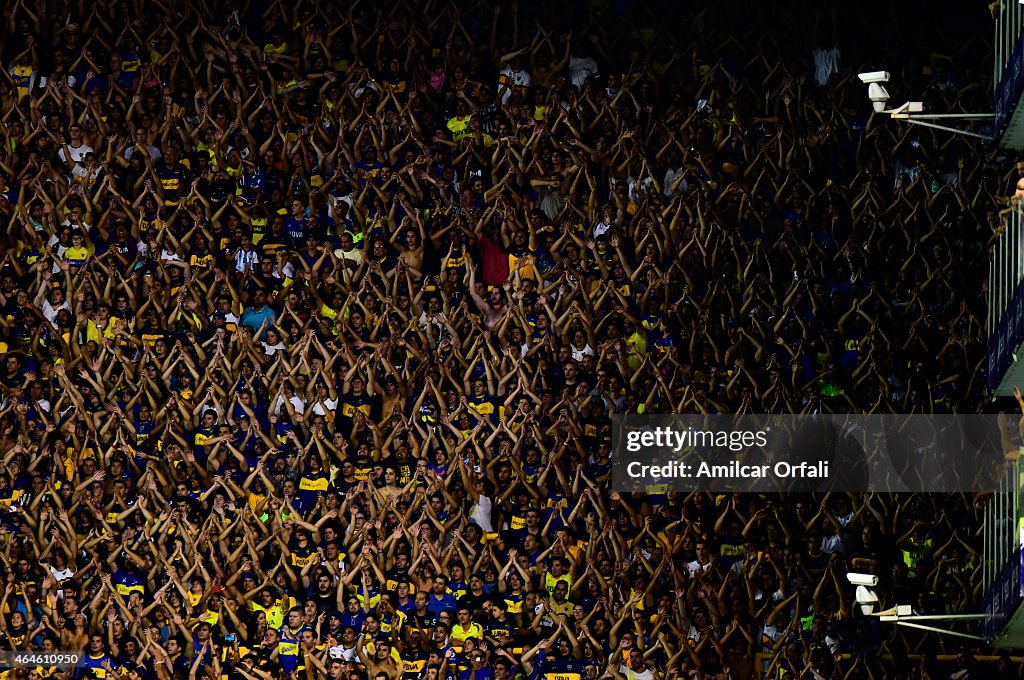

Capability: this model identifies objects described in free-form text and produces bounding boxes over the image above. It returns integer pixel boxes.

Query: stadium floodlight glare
[846,573,879,587]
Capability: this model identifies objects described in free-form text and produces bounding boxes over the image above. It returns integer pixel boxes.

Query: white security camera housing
[868,83,889,102]
[868,83,890,113]
[858,71,890,84]
[847,573,879,587]
[855,586,879,604]
[856,586,879,615]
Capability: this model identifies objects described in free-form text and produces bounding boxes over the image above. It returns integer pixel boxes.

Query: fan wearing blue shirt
[285,199,309,241]
[239,289,278,332]
[426,575,458,616]
[78,634,114,679]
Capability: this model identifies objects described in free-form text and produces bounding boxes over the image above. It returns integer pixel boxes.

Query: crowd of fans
[0,0,1016,679]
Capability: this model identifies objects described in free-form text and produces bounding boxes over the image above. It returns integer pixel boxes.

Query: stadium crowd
[0,0,1014,679]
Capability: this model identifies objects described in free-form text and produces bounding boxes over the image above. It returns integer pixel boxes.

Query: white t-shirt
[71,163,102,186]
[664,167,686,197]
[821,533,845,554]
[58,143,93,165]
[418,310,449,329]
[568,55,599,89]
[626,668,653,680]
[470,494,493,532]
[685,559,713,579]
[125,144,162,162]
[570,342,594,363]
[211,311,240,327]
[262,341,287,356]
[594,220,614,238]
[761,623,785,650]
[331,643,358,661]
[50,565,75,582]
[47,237,70,273]
[812,47,841,87]
[538,189,564,220]
[273,395,306,416]
[41,298,71,324]
[334,247,364,269]
[311,398,339,416]
[498,66,531,104]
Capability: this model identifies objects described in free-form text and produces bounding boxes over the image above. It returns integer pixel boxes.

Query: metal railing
[981,452,1022,641]
[995,0,1024,93]
[993,1,1024,139]
[989,207,1024,338]
[987,206,1024,393]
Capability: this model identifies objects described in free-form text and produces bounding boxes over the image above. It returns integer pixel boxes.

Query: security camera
[858,71,890,84]
[854,586,879,604]
[867,84,890,112]
[857,72,891,112]
[855,586,878,615]
[846,573,878,587]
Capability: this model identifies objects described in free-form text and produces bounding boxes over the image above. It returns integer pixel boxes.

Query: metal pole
[1001,2,1006,76]
[1000,477,1006,580]
[1002,233,1008,319]
[991,255,996,336]
[1013,215,1018,298]
[1013,217,1019,296]
[1014,3,1018,65]
[1006,1,1011,81]
[984,501,989,590]
[996,7,1001,90]
[881,614,988,621]
[901,114,994,120]
[1011,214,1019,290]
[997,236,1002,330]
[1003,213,1011,294]
[1011,454,1019,598]
[893,621,990,641]
[1004,230,1009,319]
[999,477,1004,585]
[900,119,993,140]
[998,3,1004,86]
[1005,473,1010,576]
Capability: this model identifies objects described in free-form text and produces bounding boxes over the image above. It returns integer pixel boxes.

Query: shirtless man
[395,226,425,282]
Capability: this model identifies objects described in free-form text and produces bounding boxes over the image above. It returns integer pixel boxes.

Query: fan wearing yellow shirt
[544,557,575,596]
[507,229,537,281]
[450,607,483,651]
[9,63,35,99]
[547,580,574,619]
[251,589,285,629]
[447,100,475,143]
